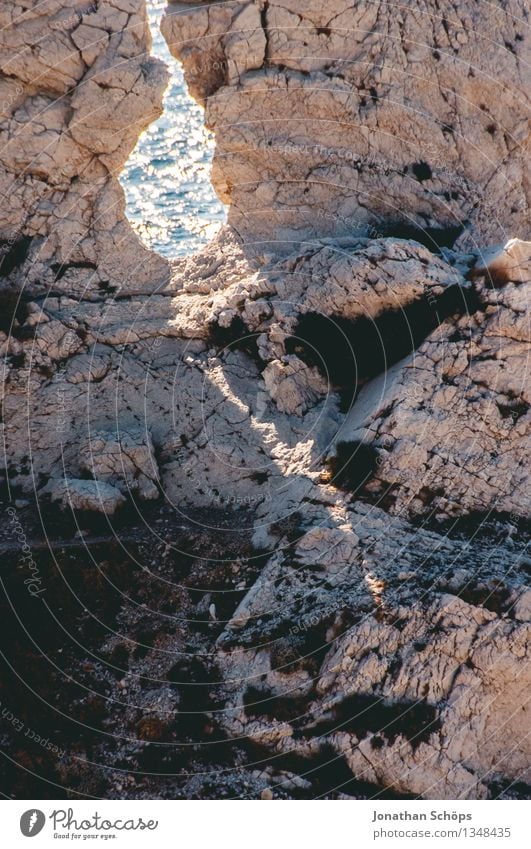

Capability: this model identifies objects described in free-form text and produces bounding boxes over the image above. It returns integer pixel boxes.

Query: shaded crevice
[207,315,261,363]
[497,399,529,422]
[0,236,32,278]
[448,582,511,616]
[294,693,441,750]
[243,684,312,723]
[369,221,464,251]
[414,510,531,543]
[260,1,270,62]
[50,261,98,281]
[323,441,379,493]
[285,283,481,393]
[0,289,30,333]
[410,161,433,182]
[254,743,420,799]
[489,779,531,800]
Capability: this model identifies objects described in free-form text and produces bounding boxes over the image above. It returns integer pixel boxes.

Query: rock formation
[0,0,529,799]
[162,0,530,247]
[0,0,169,294]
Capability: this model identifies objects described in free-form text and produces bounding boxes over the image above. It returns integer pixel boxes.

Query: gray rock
[43,478,126,515]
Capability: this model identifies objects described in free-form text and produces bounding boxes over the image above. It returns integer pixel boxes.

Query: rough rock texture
[216,507,531,799]
[472,238,531,285]
[0,1,530,800]
[43,477,126,514]
[80,427,160,501]
[162,0,530,248]
[0,0,169,294]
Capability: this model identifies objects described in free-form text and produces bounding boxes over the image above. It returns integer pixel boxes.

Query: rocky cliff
[0,0,530,800]
[162,0,530,246]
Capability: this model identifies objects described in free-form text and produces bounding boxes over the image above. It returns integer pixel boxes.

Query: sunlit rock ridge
[0,0,530,799]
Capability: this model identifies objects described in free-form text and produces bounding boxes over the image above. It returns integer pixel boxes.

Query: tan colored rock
[0,0,170,293]
[161,1,266,103]
[471,238,531,286]
[0,0,529,800]
[216,509,531,799]
[163,0,530,247]
[262,357,328,416]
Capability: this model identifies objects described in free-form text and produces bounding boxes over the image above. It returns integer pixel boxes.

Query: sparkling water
[121,1,226,257]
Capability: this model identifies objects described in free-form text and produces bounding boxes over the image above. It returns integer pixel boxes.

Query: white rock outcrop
[0,0,170,294]
[43,477,126,515]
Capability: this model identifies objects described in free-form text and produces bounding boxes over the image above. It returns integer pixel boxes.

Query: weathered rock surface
[471,238,531,286]
[42,477,126,515]
[80,427,160,501]
[0,0,170,294]
[216,505,531,799]
[0,0,529,800]
[162,0,530,248]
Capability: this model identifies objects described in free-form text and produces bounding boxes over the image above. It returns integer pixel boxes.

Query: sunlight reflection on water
[121,1,226,257]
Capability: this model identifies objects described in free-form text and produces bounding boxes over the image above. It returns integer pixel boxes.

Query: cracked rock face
[80,427,160,501]
[217,508,531,799]
[43,477,126,515]
[0,0,169,294]
[162,0,530,248]
[0,1,530,799]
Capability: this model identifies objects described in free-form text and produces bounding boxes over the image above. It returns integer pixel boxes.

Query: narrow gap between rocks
[120,1,226,258]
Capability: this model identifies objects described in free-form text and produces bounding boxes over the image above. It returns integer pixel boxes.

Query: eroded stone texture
[42,476,126,514]
[472,238,531,286]
[216,505,531,799]
[80,427,160,501]
[162,0,530,248]
[0,0,170,295]
[0,0,529,800]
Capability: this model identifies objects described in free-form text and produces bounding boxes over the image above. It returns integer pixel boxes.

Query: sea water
[121,0,226,257]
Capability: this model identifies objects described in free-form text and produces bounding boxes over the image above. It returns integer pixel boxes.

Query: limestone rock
[0,0,529,800]
[42,478,126,515]
[163,0,530,247]
[0,0,170,294]
[471,238,531,286]
[80,427,160,501]
[215,505,531,799]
